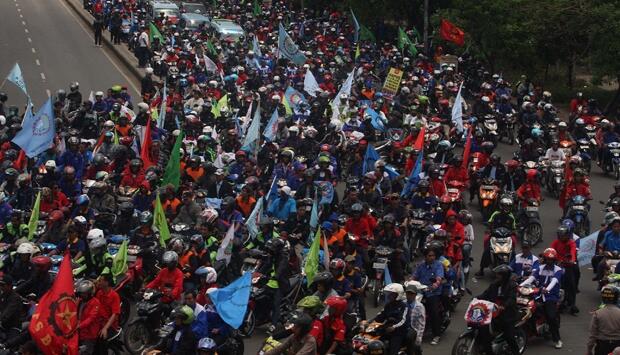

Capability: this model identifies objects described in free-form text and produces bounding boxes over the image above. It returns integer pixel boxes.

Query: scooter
[482,115,499,145]
[489,229,514,267]
[519,199,543,246]
[544,159,565,199]
[352,321,407,355]
[370,246,393,307]
[478,178,500,221]
[499,113,516,145]
[566,195,590,237]
[516,285,559,341]
[123,289,165,354]
[606,142,620,179]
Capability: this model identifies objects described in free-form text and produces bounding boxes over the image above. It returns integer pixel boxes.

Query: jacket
[374,300,409,335]
[0,290,22,329]
[146,267,184,303]
[78,297,103,341]
[265,333,318,355]
[478,279,518,322]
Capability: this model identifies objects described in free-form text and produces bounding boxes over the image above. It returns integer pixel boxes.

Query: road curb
[62,0,144,84]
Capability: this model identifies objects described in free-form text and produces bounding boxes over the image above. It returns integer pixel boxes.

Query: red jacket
[444,166,469,186]
[345,216,374,248]
[95,288,121,330]
[120,169,146,188]
[550,239,577,264]
[560,182,592,209]
[441,211,465,261]
[79,297,103,341]
[146,267,184,303]
[429,178,446,198]
[516,182,541,206]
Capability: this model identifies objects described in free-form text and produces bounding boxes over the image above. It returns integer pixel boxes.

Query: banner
[382,67,404,99]
[577,230,598,267]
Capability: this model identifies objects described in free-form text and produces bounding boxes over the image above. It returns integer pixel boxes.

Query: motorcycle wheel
[240,310,255,337]
[372,280,382,308]
[451,334,477,355]
[524,223,542,246]
[515,327,528,354]
[124,321,151,354]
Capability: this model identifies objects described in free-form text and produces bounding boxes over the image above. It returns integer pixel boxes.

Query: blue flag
[314,181,334,205]
[284,86,307,111]
[6,63,28,97]
[158,80,167,128]
[252,35,262,57]
[365,108,386,132]
[278,23,307,66]
[242,102,261,152]
[350,9,360,43]
[362,144,380,174]
[384,264,392,285]
[384,164,400,179]
[299,21,305,39]
[401,151,424,197]
[12,98,55,158]
[209,272,252,329]
[245,197,264,239]
[263,109,279,142]
[309,194,319,230]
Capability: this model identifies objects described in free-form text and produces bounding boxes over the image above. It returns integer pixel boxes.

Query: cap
[280,186,292,196]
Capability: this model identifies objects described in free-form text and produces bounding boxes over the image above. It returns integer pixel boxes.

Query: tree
[589,1,620,113]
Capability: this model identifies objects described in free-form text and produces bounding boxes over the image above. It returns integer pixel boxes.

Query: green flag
[161,130,184,190]
[360,24,376,43]
[154,194,171,247]
[111,240,128,279]
[282,94,292,116]
[397,27,418,57]
[149,22,164,45]
[253,0,262,16]
[211,94,228,118]
[355,43,360,60]
[27,191,41,241]
[304,227,321,286]
[206,40,218,56]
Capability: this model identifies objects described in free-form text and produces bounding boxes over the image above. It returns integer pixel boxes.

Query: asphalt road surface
[0,0,139,108]
[0,0,609,354]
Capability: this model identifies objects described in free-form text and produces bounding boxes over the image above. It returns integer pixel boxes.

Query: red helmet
[505,159,520,170]
[526,169,538,181]
[543,248,558,260]
[31,255,52,271]
[439,99,450,107]
[329,258,345,271]
[49,210,64,223]
[324,296,347,315]
[320,144,331,152]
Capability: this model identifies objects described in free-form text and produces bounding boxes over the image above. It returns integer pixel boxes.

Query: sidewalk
[63,0,145,83]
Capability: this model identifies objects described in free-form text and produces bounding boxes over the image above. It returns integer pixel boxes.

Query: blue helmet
[561,219,575,234]
[76,194,90,206]
[531,128,543,138]
[179,78,189,88]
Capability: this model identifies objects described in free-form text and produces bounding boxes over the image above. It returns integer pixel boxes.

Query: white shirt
[545,147,565,162]
[139,31,149,47]
[464,224,475,244]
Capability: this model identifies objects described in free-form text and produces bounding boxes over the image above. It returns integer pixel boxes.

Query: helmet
[288,311,313,331]
[575,118,585,126]
[296,296,325,316]
[130,159,142,169]
[601,286,620,304]
[16,242,35,255]
[195,266,217,284]
[313,271,333,286]
[171,305,195,325]
[190,234,204,246]
[481,141,494,152]
[201,208,219,224]
[492,264,513,278]
[264,238,285,254]
[418,179,430,189]
[499,197,513,209]
[439,195,452,204]
[526,169,538,181]
[89,237,107,250]
[329,258,345,271]
[324,295,348,314]
[139,211,153,224]
[198,337,217,351]
[367,340,385,355]
[162,251,179,267]
[382,214,396,224]
[561,219,575,233]
[374,159,386,168]
[86,228,104,241]
[76,194,90,206]
[351,203,363,213]
[490,154,501,164]
[604,211,620,225]
[556,225,570,238]
[531,128,543,138]
[31,255,52,271]
[383,283,405,300]
[434,229,448,240]
[542,248,558,260]
[458,210,472,224]
[76,280,95,297]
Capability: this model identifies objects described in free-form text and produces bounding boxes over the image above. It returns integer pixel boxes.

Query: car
[209,19,246,41]
[180,12,209,30]
[149,0,180,23]
[180,2,207,15]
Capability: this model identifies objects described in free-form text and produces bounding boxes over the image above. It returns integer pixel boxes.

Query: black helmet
[139,211,153,224]
[418,179,430,188]
[119,201,134,214]
[382,214,396,225]
[492,227,512,239]
[221,196,235,209]
[601,286,620,304]
[288,311,312,333]
[112,103,121,112]
[490,154,501,164]
[130,159,143,169]
[481,141,494,152]
[367,340,385,355]
[0,92,7,102]
[492,264,513,278]
[556,225,570,238]
[92,154,106,166]
[264,238,285,254]
[313,271,333,287]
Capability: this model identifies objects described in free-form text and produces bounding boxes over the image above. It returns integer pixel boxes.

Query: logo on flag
[48,294,78,337]
[33,113,52,136]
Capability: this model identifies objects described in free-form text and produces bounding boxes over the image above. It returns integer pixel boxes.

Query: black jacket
[205,180,234,199]
[477,279,518,322]
[0,290,22,329]
[374,300,408,336]
[480,164,507,183]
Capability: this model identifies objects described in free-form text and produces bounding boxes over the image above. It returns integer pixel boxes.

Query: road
[0,0,139,108]
[0,0,607,354]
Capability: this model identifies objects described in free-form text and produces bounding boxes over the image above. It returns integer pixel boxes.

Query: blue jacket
[204,305,231,337]
[56,150,85,179]
[0,202,12,225]
[267,197,297,221]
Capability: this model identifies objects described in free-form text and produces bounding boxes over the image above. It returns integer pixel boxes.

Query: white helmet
[197,266,218,283]
[87,228,104,241]
[383,283,405,300]
[201,207,219,224]
[16,242,35,255]
[0,116,5,126]
[137,102,149,113]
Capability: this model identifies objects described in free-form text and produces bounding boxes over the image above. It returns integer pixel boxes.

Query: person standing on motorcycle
[477,264,520,355]
[551,225,579,315]
[586,286,620,355]
[412,247,444,345]
[560,169,592,216]
[257,237,290,333]
[77,280,104,354]
[510,242,540,282]
[146,251,184,304]
[520,248,564,349]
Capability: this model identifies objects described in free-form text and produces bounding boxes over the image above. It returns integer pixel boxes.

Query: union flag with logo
[29,252,78,355]
[440,19,465,46]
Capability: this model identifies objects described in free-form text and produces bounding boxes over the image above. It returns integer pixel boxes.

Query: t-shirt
[602,231,620,253]
[309,319,324,348]
[95,288,121,330]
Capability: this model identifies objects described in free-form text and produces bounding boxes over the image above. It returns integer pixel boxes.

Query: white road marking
[24,29,28,33]
[17,8,21,12]
[40,73,46,80]
[46,90,51,97]
[21,21,26,26]
[27,37,32,43]
[31,48,36,53]
[35,59,40,66]
[19,14,23,18]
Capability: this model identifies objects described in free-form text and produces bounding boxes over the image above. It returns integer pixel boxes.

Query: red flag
[29,252,78,355]
[462,127,472,168]
[14,149,26,171]
[141,118,154,169]
[440,19,465,46]
[413,126,426,150]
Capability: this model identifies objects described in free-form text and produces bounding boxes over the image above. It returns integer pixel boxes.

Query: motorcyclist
[9,242,36,283]
[409,179,438,212]
[322,295,348,355]
[15,255,53,298]
[312,271,339,302]
[264,311,317,355]
[146,251,184,304]
[256,237,290,332]
[403,281,426,355]
[95,272,121,350]
[412,246,444,345]
[510,242,540,281]
[76,280,103,354]
[154,305,198,354]
[520,248,564,349]
[0,274,22,336]
[551,225,579,315]
[328,258,352,300]
[443,156,469,187]
[296,295,326,349]
[372,283,408,355]
[86,236,113,278]
[427,166,446,198]
[560,169,592,215]
[374,215,405,282]
[586,286,620,355]
[487,197,517,231]
[596,217,620,279]
[480,154,506,183]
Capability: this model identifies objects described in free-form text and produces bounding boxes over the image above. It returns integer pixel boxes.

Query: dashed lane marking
[40,73,46,80]
[35,59,40,66]
[31,48,36,53]
[24,29,28,33]
[22,21,26,26]
[27,37,32,43]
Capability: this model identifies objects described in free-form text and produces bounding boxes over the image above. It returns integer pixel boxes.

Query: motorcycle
[519,199,543,246]
[498,113,516,145]
[352,321,407,355]
[577,138,595,173]
[482,115,499,144]
[452,299,527,355]
[516,285,559,341]
[123,289,165,354]
[489,230,514,267]
[544,159,565,199]
[478,178,500,221]
[446,180,466,211]
[370,246,393,307]
[407,209,433,257]
[605,142,620,179]
[597,251,620,289]
[566,195,590,237]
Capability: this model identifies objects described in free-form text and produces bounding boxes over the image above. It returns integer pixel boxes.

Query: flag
[440,19,465,46]
[322,234,330,269]
[208,272,252,329]
[158,80,167,128]
[384,264,392,285]
[401,150,424,197]
[12,97,55,158]
[203,54,218,73]
[397,27,417,56]
[331,69,355,120]
[212,94,228,118]
[113,129,120,145]
[462,127,472,168]
[263,109,279,142]
[241,101,253,132]
[413,126,425,150]
[284,86,307,110]
[304,68,321,98]
[149,22,164,44]
[14,149,27,171]
[29,251,78,355]
[282,93,293,116]
[88,91,94,104]
[206,40,218,56]
[314,181,334,205]
[154,194,171,246]
[111,239,128,279]
[245,197,263,239]
[6,63,28,96]
[27,191,41,240]
[299,21,305,39]
[216,223,235,265]
[365,108,386,132]
[278,23,307,66]
[385,165,400,179]
[242,102,261,151]
[360,24,376,42]
[161,130,184,190]
[252,36,262,57]
[141,118,154,169]
[362,144,380,174]
[355,43,360,60]
[350,9,360,43]
[452,83,464,133]
[253,0,262,16]
[304,227,321,285]
[309,195,319,230]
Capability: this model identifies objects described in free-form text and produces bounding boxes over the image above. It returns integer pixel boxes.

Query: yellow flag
[27,191,41,241]
[282,94,292,116]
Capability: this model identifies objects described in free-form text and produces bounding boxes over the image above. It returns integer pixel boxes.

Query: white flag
[245,197,264,239]
[204,54,218,74]
[241,101,253,132]
[322,234,330,269]
[304,68,321,98]
[451,82,464,133]
[216,223,235,265]
[88,91,95,104]
[331,69,355,120]
[6,63,28,96]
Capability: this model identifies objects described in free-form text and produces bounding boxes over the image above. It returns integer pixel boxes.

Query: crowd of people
[1,0,620,354]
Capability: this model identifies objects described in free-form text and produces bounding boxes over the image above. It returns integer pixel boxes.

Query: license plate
[373,263,387,270]
[482,185,496,189]
[411,220,424,225]
[526,206,538,212]
[127,255,137,262]
[573,205,585,210]
[448,189,459,194]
